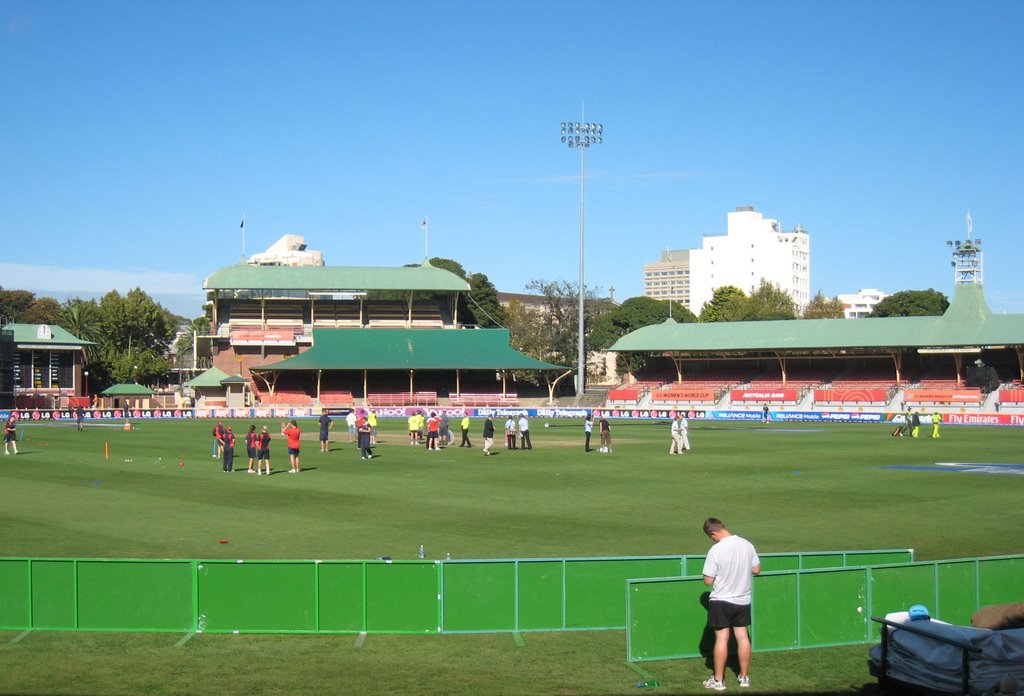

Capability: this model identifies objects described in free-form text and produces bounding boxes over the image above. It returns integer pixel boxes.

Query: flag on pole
[240,214,246,229]
[420,217,428,229]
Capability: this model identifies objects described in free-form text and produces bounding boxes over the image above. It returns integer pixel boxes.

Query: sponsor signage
[731,389,798,402]
[904,389,981,404]
[592,408,707,420]
[650,389,716,402]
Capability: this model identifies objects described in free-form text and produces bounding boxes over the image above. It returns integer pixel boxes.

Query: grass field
[1,416,1022,694]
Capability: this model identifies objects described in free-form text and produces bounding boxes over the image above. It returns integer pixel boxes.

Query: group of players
[211,420,302,475]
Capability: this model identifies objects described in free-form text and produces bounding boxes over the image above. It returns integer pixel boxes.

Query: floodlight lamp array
[561,121,604,148]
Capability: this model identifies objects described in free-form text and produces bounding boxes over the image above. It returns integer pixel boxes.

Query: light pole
[83,371,89,398]
[560,119,603,396]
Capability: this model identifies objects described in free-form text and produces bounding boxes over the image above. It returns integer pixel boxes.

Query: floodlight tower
[946,211,983,286]
[560,119,603,395]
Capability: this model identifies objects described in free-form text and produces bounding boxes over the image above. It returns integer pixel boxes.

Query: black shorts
[707,599,751,630]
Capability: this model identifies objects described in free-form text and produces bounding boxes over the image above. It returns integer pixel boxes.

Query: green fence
[0,550,912,635]
[625,554,1024,662]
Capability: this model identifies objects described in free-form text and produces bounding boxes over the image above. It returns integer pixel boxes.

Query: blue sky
[2,1,1022,318]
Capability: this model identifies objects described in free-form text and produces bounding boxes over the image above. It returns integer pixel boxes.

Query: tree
[59,299,103,363]
[465,272,506,328]
[699,286,748,322]
[801,291,846,319]
[590,296,697,379]
[96,288,177,386]
[22,297,63,324]
[427,257,506,327]
[0,288,39,322]
[741,280,797,321]
[869,289,949,317]
[174,317,213,371]
[505,278,605,394]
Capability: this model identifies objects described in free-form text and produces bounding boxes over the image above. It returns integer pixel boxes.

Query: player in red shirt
[282,420,302,473]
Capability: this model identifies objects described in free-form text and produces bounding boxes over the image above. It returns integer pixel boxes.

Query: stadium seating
[449,392,519,407]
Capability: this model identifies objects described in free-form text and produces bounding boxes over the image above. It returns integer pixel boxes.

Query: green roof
[252,328,566,371]
[204,261,470,292]
[184,367,231,388]
[100,383,155,396]
[2,323,94,347]
[609,285,1024,354]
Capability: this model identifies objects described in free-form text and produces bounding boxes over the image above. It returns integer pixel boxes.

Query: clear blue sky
[2,1,1022,318]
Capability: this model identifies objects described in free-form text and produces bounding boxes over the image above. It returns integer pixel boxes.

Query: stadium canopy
[609,285,1024,382]
[252,328,564,372]
[183,367,231,388]
[1,323,95,349]
[100,383,155,396]
[204,260,470,292]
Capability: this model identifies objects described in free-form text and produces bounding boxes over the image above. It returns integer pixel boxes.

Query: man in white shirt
[345,410,357,443]
[679,414,690,453]
[701,517,761,691]
[518,413,532,449]
[670,414,682,454]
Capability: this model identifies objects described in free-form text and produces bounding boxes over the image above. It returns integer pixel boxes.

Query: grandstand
[610,260,1024,413]
[201,259,565,407]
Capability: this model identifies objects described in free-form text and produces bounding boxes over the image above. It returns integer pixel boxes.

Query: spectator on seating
[459,414,473,447]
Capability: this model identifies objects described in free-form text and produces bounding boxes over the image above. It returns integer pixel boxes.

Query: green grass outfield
[1,417,1021,694]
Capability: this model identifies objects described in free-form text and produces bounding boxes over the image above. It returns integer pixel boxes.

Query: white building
[837,288,888,319]
[642,249,690,307]
[683,206,811,314]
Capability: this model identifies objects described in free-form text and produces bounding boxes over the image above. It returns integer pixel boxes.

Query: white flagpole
[241,213,246,258]
[966,209,973,238]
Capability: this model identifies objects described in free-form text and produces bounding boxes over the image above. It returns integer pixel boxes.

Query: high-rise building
[642,249,690,307]
[645,206,810,315]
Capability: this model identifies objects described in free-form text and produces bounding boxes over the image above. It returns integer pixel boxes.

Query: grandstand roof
[184,367,231,388]
[2,323,94,348]
[204,260,470,292]
[251,328,567,371]
[100,383,155,396]
[609,285,1024,355]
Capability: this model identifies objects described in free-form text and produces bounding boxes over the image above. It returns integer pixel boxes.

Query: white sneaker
[703,677,726,691]
[738,675,750,688]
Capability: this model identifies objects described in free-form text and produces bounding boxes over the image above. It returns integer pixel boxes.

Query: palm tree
[59,299,102,363]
